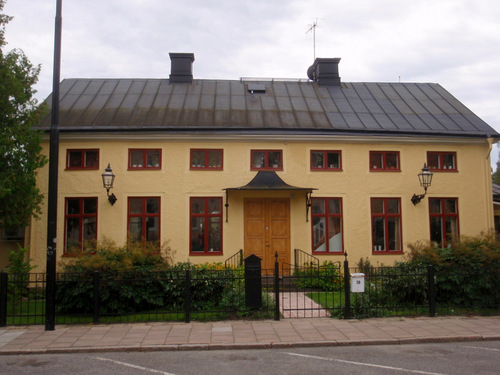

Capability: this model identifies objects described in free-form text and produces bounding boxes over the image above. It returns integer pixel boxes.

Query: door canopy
[224,171,317,221]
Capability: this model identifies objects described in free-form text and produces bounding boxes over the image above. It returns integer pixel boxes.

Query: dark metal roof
[224,171,316,191]
[493,183,500,201]
[36,78,499,138]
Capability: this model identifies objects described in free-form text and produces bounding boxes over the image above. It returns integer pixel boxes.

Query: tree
[0,0,47,227]
[492,152,500,185]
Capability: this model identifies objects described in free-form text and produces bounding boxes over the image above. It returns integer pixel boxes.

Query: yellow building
[21,53,500,271]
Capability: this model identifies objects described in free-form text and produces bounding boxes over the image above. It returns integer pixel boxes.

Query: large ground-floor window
[429,198,459,247]
[311,197,343,253]
[64,197,97,254]
[190,197,222,254]
[128,197,160,247]
[371,197,402,253]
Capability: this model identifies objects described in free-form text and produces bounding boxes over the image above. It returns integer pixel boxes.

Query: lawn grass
[4,299,274,325]
[306,291,343,309]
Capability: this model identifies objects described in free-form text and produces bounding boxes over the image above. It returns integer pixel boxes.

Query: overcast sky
[4,0,500,166]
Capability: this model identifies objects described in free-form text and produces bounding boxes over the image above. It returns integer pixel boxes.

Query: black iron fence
[1,258,499,326]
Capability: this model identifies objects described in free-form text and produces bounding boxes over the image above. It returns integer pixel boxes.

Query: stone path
[280,292,330,318]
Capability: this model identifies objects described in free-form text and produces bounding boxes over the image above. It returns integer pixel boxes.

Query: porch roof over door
[223,171,317,191]
[223,171,317,222]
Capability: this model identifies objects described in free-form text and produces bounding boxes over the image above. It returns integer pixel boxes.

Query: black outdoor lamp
[101,163,117,205]
[411,163,433,205]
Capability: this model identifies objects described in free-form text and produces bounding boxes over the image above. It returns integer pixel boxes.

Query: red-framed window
[64,197,97,255]
[429,198,459,247]
[66,149,99,170]
[371,198,402,253]
[128,197,160,247]
[427,152,457,171]
[311,198,343,253]
[251,150,283,170]
[190,197,222,255]
[190,149,223,170]
[128,149,161,170]
[310,151,342,171]
[370,151,400,171]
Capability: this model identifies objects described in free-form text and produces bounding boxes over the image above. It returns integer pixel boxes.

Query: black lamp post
[45,0,62,331]
[411,163,433,205]
[102,163,117,205]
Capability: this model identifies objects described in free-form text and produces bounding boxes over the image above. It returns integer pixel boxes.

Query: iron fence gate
[1,256,499,326]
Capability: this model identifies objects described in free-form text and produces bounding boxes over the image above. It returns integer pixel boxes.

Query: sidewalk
[1,316,499,355]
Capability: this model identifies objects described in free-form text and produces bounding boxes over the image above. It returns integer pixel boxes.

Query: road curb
[1,334,499,355]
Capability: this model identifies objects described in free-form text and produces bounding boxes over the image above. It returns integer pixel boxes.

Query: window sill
[312,251,344,255]
[65,167,99,171]
[128,167,162,171]
[311,168,343,172]
[190,252,223,256]
[250,168,284,171]
[190,167,224,171]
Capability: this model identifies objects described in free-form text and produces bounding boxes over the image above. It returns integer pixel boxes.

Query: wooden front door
[244,198,290,270]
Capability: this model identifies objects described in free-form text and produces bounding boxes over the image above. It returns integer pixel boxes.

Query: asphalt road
[2,340,499,375]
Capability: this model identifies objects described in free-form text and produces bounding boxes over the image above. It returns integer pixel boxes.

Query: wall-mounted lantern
[101,163,117,205]
[411,163,433,205]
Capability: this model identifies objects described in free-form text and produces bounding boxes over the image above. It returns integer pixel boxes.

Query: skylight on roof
[247,83,266,94]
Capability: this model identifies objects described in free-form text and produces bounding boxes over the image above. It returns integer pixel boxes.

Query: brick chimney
[307,57,341,86]
[169,53,195,83]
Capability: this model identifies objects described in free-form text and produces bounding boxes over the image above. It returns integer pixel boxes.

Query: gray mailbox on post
[244,254,262,308]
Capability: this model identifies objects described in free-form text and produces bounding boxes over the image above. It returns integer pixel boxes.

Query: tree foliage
[0,0,47,227]
[492,153,500,185]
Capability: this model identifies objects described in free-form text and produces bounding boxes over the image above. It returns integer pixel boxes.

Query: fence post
[427,265,436,317]
[184,269,191,323]
[343,253,351,319]
[0,272,7,327]
[274,252,280,321]
[93,271,100,324]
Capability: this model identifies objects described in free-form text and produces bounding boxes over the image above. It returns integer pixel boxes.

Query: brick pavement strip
[0,316,499,354]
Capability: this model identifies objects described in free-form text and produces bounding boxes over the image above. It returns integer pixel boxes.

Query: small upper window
[427,152,457,171]
[251,150,283,170]
[311,151,342,170]
[370,151,400,171]
[190,149,223,170]
[66,149,99,170]
[128,149,161,170]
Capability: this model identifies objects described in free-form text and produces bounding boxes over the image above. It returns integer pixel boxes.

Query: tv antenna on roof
[306,18,318,60]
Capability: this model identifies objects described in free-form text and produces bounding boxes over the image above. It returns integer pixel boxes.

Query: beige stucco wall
[27,133,495,271]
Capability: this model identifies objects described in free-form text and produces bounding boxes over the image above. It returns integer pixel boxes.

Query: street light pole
[45,0,62,331]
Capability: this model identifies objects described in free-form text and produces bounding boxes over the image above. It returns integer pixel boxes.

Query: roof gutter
[32,126,499,140]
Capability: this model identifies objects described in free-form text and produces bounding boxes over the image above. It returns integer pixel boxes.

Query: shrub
[405,233,500,309]
[356,257,377,275]
[55,239,174,314]
[375,263,428,305]
[161,262,235,310]
[293,261,343,291]
[6,245,36,299]
[55,240,245,316]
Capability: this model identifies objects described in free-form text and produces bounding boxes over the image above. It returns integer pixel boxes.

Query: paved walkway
[280,292,330,318]
[1,316,499,355]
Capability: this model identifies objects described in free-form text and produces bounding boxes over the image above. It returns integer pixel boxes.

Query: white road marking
[463,345,500,352]
[283,352,449,375]
[96,357,177,375]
